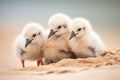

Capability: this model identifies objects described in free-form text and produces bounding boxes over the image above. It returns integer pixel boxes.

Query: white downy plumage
[69,18,106,58]
[43,13,75,64]
[13,23,45,68]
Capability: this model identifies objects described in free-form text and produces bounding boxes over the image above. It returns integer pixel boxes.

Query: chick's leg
[21,59,25,68]
[37,59,43,66]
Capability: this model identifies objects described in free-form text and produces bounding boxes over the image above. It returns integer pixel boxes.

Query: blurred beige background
[0,0,120,70]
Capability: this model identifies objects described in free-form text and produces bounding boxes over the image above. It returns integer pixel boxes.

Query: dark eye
[57,25,61,29]
[77,28,81,31]
[32,34,36,37]
[38,32,41,35]
[83,27,85,30]
[63,25,66,28]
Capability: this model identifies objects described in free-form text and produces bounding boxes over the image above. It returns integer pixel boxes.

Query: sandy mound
[55,49,120,67]
[14,49,120,74]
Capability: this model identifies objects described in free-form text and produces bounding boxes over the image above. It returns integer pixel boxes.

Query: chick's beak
[25,39,31,48]
[69,31,77,40]
[48,29,56,38]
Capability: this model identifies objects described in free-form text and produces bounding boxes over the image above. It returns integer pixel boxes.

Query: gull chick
[69,18,106,58]
[13,23,44,68]
[43,13,75,64]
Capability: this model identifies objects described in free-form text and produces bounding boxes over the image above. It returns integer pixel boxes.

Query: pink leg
[37,60,40,66]
[21,59,25,68]
[37,59,43,66]
[41,59,43,65]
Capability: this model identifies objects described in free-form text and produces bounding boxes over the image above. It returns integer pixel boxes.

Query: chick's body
[69,18,106,58]
[14,23,44,67]
[43,13,74,64]
[69,31,105,57]
[15,35,43,60]
[43,31,72,64]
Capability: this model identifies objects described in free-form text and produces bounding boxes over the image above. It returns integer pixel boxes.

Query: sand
[0,49,120,80]
[0,29,120,80]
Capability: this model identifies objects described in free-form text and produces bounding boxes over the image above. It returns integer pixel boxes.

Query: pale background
[0,0,120,70]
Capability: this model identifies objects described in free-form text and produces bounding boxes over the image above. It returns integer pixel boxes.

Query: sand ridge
[12,49,120,75]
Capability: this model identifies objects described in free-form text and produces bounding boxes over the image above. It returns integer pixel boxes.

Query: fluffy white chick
[69,18,106,58]
[13,23,44,68]
[43,13,75,64]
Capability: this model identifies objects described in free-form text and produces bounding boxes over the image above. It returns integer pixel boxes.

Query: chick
[69,18,106,58]
[43,13,75,64]
[13,23,44,68]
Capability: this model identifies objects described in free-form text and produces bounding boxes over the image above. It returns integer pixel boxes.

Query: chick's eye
[63,25,66,28]
[57,25,61,29]
[78,28,81,31]
[38,32,41,35]
[32,34,36,37]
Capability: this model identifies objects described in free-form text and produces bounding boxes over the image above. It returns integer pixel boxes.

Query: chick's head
[69,18,92,40]
[48,13,71,38]
[22,23,44,48]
